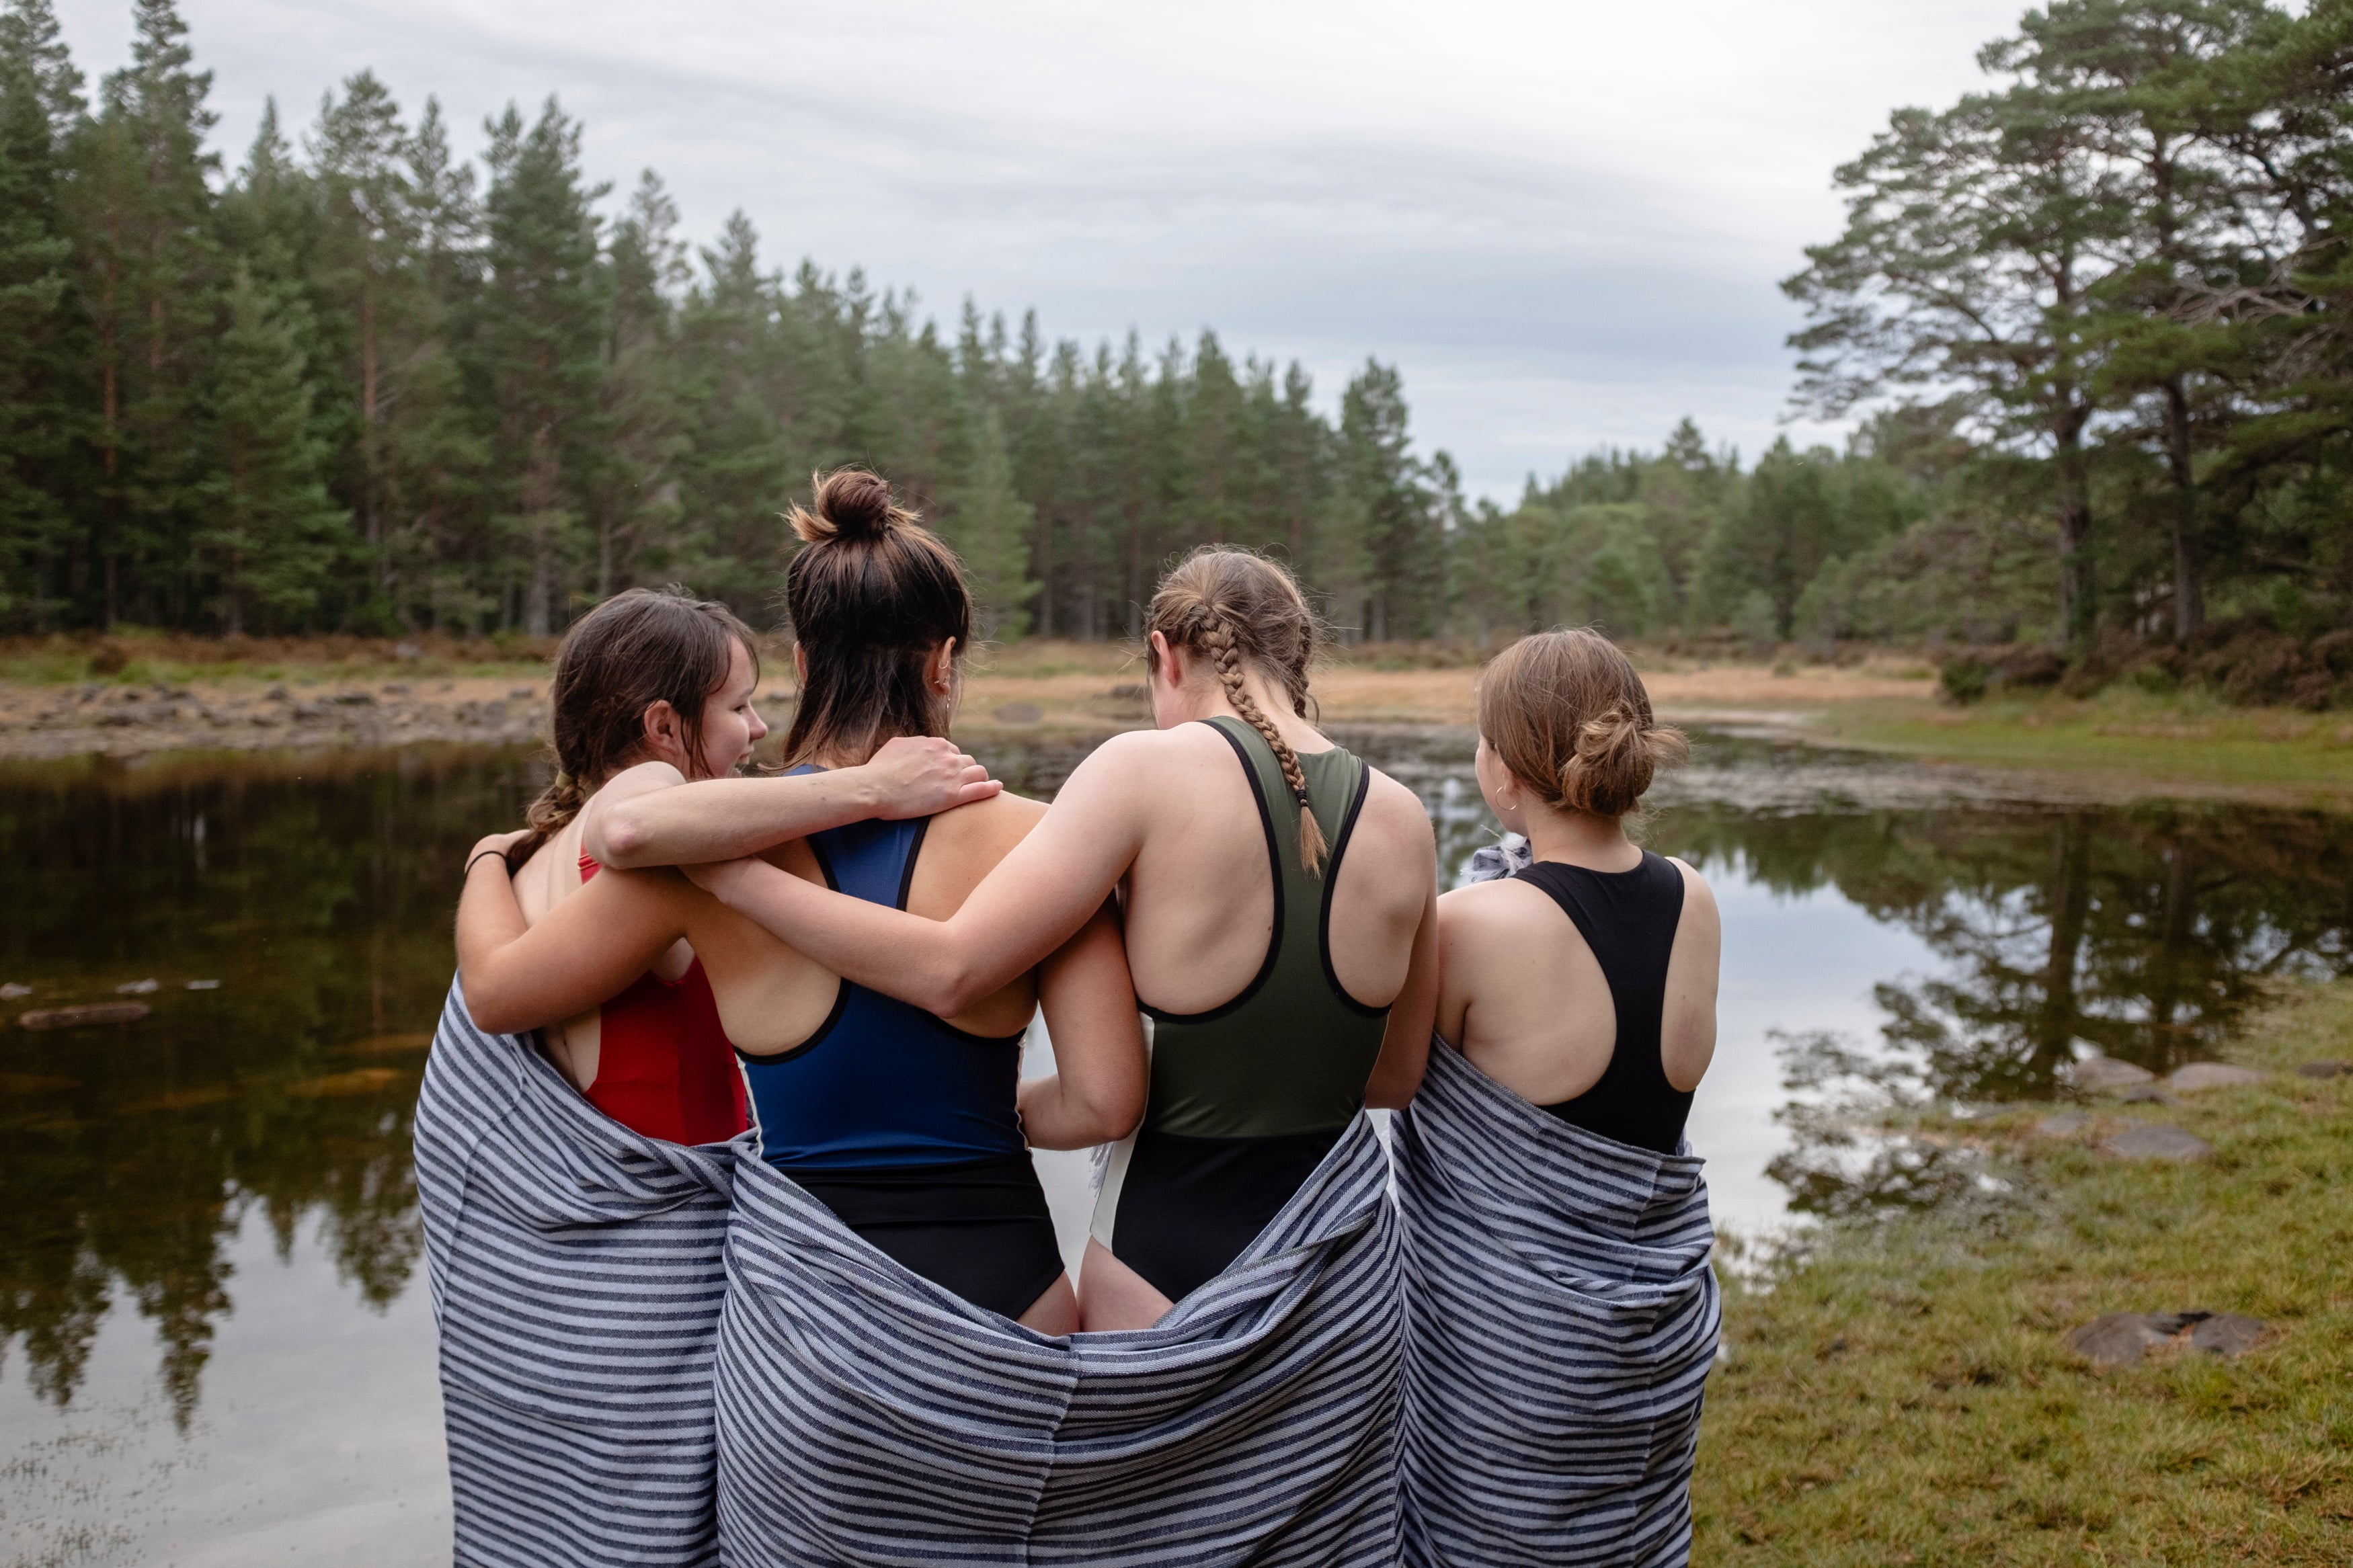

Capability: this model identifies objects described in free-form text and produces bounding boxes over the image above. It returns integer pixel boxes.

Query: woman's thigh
[1077,1239,1174,1331]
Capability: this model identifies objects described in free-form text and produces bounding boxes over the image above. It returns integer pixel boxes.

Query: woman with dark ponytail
[1395,628,1722,1567]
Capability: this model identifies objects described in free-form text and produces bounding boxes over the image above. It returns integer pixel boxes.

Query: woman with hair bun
[1394,627,1723,1568]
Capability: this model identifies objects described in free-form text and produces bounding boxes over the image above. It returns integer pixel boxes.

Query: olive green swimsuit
[1086,715,1393,1302]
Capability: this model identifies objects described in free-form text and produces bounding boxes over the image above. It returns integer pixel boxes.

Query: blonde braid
[1192,602,1328,876]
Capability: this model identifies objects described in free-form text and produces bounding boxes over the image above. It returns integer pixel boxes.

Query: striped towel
[1394,1040,1720,1567]
[413,981,755,1567]
[713,1112,1404,1567]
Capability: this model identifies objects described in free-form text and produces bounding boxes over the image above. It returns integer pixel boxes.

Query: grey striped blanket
[1394,1039,1720,1567]
[713,1111,1404,1567]
[413,982,754,1567]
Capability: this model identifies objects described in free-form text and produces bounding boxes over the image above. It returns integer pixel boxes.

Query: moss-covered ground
[1691,979,2353,1566]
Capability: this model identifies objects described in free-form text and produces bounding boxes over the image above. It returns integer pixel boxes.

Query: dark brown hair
[1145,547,1330,873]
[512,586,760,865]
[1478,628,1687,818]
[780,468,973,766]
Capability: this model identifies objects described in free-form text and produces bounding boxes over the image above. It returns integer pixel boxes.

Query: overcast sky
[57,0,2032,500]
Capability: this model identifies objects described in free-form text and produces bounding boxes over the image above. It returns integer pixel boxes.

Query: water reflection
[2,732,2350,1424]
[0,747,541,1422]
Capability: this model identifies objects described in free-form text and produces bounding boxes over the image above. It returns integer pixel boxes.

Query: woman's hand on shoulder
[862,735,1000,819]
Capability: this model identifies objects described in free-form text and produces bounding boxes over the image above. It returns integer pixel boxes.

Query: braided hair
[1146,548,1330,874]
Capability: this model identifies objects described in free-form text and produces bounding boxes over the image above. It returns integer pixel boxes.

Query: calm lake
[3,726,2349,1565]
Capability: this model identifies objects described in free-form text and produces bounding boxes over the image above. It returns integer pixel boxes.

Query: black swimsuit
[1515,852,1693,1155]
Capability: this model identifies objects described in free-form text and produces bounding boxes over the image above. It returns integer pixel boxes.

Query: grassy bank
[1692,979,2353,1565]
[1814,689,2353,799]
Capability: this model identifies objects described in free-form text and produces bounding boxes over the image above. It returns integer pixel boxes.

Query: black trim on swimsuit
[1139,720,1285,1025]
[788,1151,1064,1321]
[1316,764,1386,1018]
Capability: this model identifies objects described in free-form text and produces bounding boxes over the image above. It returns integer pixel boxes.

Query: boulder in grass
[2295,1060,2351,1080]
[2169,1063,2264,1093]
[2099,1124,2212,1161]
[2067,1313,2165,1368]
[2070,1057,2155,1092]
[2034,1112,2090,1139]
[2189,1313,2264,1358]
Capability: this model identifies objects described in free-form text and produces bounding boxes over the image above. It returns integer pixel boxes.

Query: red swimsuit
[575,856,750,1145]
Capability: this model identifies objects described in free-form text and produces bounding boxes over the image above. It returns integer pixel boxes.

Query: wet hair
[1478,628,1687,818]
[512,586,760,866]
[780,468,973,766]
[1145,547,1330,874]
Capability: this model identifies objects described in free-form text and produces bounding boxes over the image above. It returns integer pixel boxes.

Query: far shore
[1,640,2348,804]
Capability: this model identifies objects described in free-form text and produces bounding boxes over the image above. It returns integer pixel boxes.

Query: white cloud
[58,0,2030,497]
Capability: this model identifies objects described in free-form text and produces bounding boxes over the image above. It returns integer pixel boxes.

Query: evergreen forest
[2,0,2352,683]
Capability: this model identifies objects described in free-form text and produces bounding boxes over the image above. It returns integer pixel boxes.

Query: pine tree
[473,97,606,633]
[194,263,348,632]
[0,0,87,626]
[943,403,1038,638]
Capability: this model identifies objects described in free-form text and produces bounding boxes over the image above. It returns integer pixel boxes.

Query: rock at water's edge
[2071,1057,2155,1092]
[2099,1124,2212,1161]
[2170,1063,2265,1092]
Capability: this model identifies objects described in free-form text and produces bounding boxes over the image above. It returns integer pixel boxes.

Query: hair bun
[791,468,900,545]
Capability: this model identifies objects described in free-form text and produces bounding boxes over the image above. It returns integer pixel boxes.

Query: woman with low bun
[1394,626,1723,1568]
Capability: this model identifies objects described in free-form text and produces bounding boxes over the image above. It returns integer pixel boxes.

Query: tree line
[1,0,2348,663]
[0,0,1461,643]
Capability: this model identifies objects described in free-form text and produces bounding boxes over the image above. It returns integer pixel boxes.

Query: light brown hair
[1146,546,1331,873]
[512,585,761,866]
[780,468,973,767]
[1479,628,1687,818]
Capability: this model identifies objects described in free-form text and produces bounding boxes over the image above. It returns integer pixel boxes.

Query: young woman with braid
[670,546,1440,1329]
[455,473,1146,1331]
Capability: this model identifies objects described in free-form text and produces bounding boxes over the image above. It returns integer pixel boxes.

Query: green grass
[1816,689,2353,799]
[1693,979,2353,1565]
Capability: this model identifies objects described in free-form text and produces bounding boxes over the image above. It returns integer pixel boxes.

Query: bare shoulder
[927,788,1048,858]
[1666,856,1720,923]
[1354,768,1437,850]
[1438,876,1557,935]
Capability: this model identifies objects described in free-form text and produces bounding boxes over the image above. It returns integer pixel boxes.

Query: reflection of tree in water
[1667,801,2353,1215]
[0,746,543,1422]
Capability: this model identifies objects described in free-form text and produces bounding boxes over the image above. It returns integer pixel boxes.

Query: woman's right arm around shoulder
[1015,899,1148,1150]
[584,735,1002,868]
[456,838,692,1035]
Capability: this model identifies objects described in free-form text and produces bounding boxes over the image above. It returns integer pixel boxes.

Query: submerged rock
[2099,1124,2213,1161]
[2170,1063,2265,1092]
[17,1001,151,1030]
[2071,1057,2155,1092]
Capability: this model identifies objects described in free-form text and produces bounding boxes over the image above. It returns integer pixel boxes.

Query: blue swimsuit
[740,788,1064,1319]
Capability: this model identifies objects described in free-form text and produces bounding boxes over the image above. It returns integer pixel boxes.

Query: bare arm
[687,735,1157,1016]
[1363,882,1439,1110]
[1016,901,1148,1150]
[456,845,691,1034]
[586,735,1002,868]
